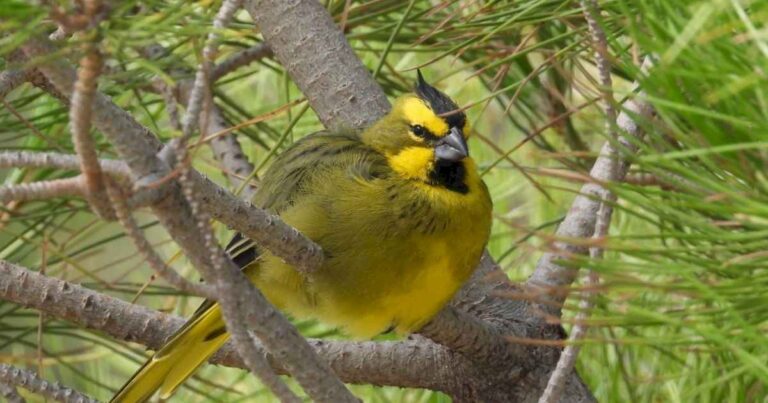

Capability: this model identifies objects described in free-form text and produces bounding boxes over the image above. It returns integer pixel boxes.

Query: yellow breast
[250,157,492,338]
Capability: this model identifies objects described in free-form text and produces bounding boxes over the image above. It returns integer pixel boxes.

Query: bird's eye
[410,125,426,137]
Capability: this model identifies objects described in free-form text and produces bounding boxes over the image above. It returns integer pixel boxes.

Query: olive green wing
[251,130,389,214]
[226,130,388,256]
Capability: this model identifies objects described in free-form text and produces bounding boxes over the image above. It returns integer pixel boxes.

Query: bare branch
[0,177,84,203]
[159,80,181,131]
[21,36,323,274]
[539,202,612,403]
[70,44,114,219]
[207,109,258,198]
[171,78,258,199]
[186,157,302,398]
[105,179,215,298]
[540,2,618,400]
[0,151,129,178]
[173,3,260,198]
[211,43,273,81]
[419,305,526,371]
[0,68,30,99]
[526,60,655,317]
[581,0,617,143]
[0,148,318,273]
[23,35,353,402]
[0,364,98,403]
[180,0,241,144]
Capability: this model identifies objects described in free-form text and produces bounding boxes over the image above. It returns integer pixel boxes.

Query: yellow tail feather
[111,303,230,403]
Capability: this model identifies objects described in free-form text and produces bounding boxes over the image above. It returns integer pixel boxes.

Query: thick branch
[245,0,390,129]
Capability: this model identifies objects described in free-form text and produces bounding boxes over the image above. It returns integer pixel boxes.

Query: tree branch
[245,0,390,129]
[0,151,129,179]
[21,36,323,273]
[105,179,215,299]
[526,62,654,318]
[539,2,618,401]
[0,380,24,403]
[0,176,85,203]
[0,259,478,397]
[176,3,311,397]
[0,364,98,403]
[69,31,114,219]
[211,43,273,82]
[0,68,31,99]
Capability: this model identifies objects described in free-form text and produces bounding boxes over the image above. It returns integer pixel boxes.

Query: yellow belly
[249,162,491,338]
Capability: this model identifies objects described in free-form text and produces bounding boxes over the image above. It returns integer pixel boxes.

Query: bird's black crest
[415,70,466,130]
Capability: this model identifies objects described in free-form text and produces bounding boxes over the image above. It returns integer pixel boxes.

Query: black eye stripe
[409,124,440,141]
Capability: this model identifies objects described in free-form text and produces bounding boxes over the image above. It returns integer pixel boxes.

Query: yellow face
[360,73,472,193]
[401,96,450,140]
[382,95,472,193]
[398,95,471,142]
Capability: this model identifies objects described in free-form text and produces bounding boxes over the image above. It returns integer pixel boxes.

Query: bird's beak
[435,126,468,162]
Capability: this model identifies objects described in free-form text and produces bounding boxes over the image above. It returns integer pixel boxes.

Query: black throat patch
[429,160,468,194]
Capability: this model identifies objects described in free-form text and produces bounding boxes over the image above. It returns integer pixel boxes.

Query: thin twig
[0,151,129,179]
[0,176,84,203]
[0,68,30,99]
[179,0,242,144]
[159,80,181,131]
[70,42,115,219]
[105,179,216,299]
[0,364,98,403]
[210,43,273,81]
[526,58,655,317]
[540,3,620,400]
[167,72,258,198]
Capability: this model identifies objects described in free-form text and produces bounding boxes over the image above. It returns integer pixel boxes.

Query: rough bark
[245,0,391,130]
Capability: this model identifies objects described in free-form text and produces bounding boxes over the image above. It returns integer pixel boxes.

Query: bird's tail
[111,234,257,403]
[110,300,229,402]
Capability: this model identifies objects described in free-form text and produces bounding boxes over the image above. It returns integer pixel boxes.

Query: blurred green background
[1,0,767,401]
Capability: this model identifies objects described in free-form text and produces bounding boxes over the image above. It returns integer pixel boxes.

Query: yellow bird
[112,72,492,402]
